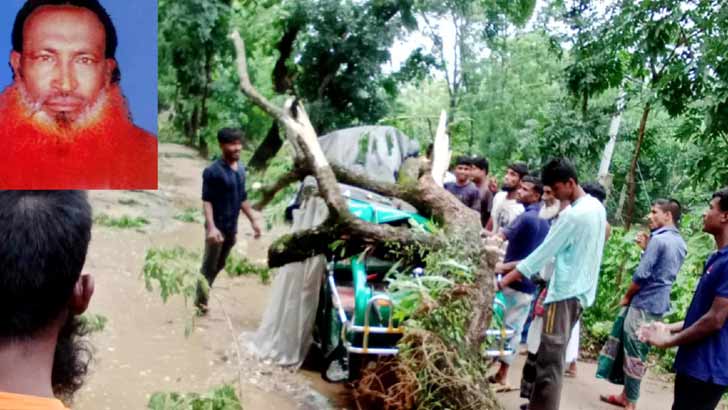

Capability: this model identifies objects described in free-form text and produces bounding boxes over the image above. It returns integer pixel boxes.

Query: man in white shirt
[487,163,529,235]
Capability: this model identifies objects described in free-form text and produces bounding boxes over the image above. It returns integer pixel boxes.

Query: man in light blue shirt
[499,158,607,410]
[596,199,686,410]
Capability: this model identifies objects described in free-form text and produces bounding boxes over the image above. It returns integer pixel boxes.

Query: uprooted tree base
[230,30,502,409]
[354,294,501,410]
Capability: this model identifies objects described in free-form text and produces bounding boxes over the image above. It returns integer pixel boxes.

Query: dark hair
[11,0,120,83]
[711,188,728,212]
[652,198,682,224]
[0,190,92,339]
[455,155,473,167]
[541,158,578,187]
[471,156,489,174]
[0,191,93,400]
[217,127,244,144]
[425,143,434,159]
[508,162,529,179]
[583,181,607,203]
[521,175,543,195]
[521,174,544,196]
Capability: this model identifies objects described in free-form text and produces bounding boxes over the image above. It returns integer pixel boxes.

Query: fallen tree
[230,30,503,410]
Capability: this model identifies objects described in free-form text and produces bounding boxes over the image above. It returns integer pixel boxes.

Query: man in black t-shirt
[470,155,493,226]
[195,128,261,313]
[444,156,480,211]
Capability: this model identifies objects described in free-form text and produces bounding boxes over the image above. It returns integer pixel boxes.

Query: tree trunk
[624,102,651,230]
[614,182,627,224]
[230,31,501,408]
[597,88,626,192]
[248,23,300,169]
[248,122,282,169]
[198,48,213,156]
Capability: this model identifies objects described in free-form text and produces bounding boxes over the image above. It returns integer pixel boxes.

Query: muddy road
[73,143,344,410]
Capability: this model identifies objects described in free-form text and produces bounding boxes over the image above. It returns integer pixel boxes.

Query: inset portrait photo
[0,0,158,189]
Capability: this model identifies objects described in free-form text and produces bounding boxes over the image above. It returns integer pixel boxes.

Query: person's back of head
[582,181,607,203]
[541,158,578,187]
[0,190,94,401]
[471,156,489,175]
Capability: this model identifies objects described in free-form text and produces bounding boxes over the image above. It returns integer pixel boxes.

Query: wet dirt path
[73,143,339,410]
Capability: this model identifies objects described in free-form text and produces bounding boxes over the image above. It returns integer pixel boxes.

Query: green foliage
[559,0,728,220]
[245,144,298,228]
[387,229,480,347]
[159,0,234,150]
[174,208,205,224]
[225,254,271,284]
[78,313,108,334]
[94,214,150,229]
[142,247,206,307]
[286,0,418,133]
[147,385,242,410]
[583,227,641,342]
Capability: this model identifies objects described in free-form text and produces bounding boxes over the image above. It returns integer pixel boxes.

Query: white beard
[17,82,109,131]
[539,200,561,221]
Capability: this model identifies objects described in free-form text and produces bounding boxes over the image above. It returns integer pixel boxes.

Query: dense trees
[157,1,728,407]
[159,0,727,223]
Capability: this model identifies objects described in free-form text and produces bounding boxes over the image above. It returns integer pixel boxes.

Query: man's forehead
[22,5,106,53]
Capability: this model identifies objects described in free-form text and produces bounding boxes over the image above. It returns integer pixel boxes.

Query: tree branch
[229,31,287,122]
[231,30,447,268]
[252,168,306,210]
[267,216,440,268]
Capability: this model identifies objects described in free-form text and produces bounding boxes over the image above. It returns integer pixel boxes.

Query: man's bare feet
[565,361,577,377]
[599,392,628,408]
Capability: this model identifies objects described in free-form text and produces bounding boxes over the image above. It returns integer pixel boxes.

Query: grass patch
[94,213,149,229]
[78,313,108,334]
[118,198,141,206]
[148,385,242,410]
[225,254,271,284]
[174,207,204,224]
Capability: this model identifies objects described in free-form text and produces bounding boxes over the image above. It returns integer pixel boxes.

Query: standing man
[490,175,550,387]
[444,156,480,211]
[566,181,612,377]
[487,163,529,235]
[641,188,728,410]
[196,128,261,313]
[498,158,607,410]
[0,191,95,409]
[470,155,494,227]
[597,199,687,409]
[520,188,568,405]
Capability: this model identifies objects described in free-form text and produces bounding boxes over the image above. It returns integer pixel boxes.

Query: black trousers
[672,373,727,410]
[528,298,582,410]
[195,232,236,306]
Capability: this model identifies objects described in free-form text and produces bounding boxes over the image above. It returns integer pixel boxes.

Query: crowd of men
[444,155,728,410]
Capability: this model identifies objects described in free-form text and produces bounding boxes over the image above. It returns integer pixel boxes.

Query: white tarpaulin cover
[247,126,419,367]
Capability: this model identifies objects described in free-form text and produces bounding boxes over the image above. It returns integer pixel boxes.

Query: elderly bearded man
[0,0,157,189]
